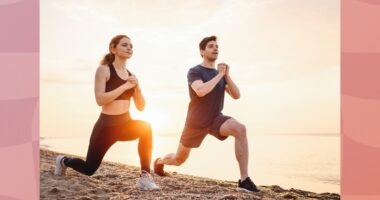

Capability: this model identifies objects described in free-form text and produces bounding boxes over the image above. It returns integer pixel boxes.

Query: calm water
[40,134,340,193]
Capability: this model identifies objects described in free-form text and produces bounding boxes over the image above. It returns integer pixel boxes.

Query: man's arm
[191,65,226,97]
[191,74,224,97]
[225,76,240,99]
[223,64,240,99]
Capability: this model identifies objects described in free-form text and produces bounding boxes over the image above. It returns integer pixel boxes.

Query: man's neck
[201,59,215,69]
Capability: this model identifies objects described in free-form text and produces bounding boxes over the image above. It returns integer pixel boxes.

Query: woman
[54,35,159,190]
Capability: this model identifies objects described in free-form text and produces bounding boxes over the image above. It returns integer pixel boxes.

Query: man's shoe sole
[236,187,259,193]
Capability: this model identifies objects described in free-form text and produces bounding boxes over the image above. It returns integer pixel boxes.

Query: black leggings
[64,112,152,176]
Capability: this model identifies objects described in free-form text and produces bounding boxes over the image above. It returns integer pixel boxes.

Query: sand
[40,149,340,200]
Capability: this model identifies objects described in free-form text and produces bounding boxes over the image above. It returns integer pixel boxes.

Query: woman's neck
[113,57,127,70]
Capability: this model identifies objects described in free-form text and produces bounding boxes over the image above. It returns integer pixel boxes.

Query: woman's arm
[129,74,145,111]
[133,85,145,111]
[94,66,136,106]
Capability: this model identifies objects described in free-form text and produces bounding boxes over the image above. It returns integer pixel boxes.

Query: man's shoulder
[188,65,203,73]
[189,64,202,70]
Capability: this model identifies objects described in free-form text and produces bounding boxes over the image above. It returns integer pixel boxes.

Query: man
[154,36,259,192]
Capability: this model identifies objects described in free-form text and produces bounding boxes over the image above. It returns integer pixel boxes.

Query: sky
[40,0,340,138]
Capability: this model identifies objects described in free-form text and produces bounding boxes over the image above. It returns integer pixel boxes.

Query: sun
[132,107,169,135]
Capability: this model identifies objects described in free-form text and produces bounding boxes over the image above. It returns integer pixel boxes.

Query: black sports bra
[105,63,135,100]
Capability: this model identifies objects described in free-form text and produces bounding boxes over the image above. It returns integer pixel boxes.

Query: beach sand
[40,149,340,200]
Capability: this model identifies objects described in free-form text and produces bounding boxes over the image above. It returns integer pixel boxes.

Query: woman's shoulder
[97,64,110,71]
[96,64,111,77]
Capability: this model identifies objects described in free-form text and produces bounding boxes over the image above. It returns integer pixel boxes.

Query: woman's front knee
[140,121,152,133]
[135,121,152,139]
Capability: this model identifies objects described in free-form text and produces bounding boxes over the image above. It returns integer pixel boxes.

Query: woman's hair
[100,34,130,65]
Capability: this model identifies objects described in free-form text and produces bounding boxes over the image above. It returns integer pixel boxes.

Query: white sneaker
[136,171,159,190]
[54,155,67,176]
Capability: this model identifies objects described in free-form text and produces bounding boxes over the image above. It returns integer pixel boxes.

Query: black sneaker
[154,158,169,176]
[237,177,259,192]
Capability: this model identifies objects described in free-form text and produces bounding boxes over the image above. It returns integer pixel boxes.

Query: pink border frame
[0,0,39,199]
[341,0,380,199]
[0,0,379,199]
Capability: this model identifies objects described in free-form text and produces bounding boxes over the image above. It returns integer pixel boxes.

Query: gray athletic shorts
[180,114,232,148]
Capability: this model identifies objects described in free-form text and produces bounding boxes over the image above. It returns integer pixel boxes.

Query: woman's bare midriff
[101,100,131,115]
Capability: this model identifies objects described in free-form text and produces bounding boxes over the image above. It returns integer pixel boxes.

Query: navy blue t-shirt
[185,65,226,129]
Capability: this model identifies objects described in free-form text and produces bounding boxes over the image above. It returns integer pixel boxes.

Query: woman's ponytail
[100,53,115,65]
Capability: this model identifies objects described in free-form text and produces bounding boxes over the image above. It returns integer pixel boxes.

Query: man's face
[201,40,219,61]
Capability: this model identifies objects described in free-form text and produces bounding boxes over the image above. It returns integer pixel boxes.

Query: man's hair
[199,35,217,51]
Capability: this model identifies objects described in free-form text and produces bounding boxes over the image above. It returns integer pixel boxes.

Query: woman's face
[112,37,133,59]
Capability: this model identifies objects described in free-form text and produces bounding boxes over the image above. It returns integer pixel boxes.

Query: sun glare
[132,108,169,135]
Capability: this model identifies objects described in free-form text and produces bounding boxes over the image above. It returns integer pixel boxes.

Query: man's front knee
[233,124,247,139]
